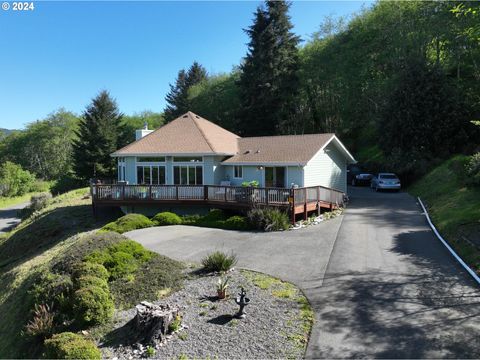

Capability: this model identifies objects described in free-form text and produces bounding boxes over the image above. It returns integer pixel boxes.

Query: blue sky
[0,1,370,129]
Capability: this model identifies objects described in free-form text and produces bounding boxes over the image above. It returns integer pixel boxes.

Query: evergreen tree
[164,62,207,122]
[73,90,123,180]
[238,0,300,136]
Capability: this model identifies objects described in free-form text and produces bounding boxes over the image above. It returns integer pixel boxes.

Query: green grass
[355,144,386,164]
[409,155,480,273]
[0,191,41,209]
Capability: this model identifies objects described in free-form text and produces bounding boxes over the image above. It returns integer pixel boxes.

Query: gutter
[418,197,480,285]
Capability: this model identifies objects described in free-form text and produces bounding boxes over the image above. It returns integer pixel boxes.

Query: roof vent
[195,115,200,119]
[255,149,260,154]
[244,150,251,154]
[183,115,188,118]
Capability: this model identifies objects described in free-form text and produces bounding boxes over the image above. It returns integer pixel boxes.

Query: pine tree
[164,62,207,122]
[73,90,123,180]
[238,0,300,136]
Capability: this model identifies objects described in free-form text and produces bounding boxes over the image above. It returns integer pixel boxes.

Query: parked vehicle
[351,173,373,186]
[370,173,401,191]
[348,164,367,184]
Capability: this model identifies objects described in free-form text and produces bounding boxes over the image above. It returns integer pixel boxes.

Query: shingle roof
[113,112,240,156]
[222,133,336,165]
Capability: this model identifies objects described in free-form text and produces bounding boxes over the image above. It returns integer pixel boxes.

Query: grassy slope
[0,188,114,358]
[409,155,480,273]
[0,192,40,209]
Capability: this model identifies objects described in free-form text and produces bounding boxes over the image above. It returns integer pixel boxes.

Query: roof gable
[113,112,239,156]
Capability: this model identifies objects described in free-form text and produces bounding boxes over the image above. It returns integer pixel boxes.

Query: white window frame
[233,165,243,179]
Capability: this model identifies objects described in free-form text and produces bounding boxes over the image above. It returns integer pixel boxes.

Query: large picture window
[173,166,203,185]
[137,166,166,185]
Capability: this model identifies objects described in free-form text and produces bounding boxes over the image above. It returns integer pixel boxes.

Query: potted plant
[217,274,230,299]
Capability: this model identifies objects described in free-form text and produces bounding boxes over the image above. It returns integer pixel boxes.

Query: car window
[380,174,397,179]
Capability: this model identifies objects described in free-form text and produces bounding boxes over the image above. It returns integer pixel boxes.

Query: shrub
[181,214,202,225]
[73,275,109,293]
[152,212,182,226]
[44,332,101,359]
[72,285,114,325]
[50,174,85,195]
[241,180,259,187]
[29,192,52,212]
[101,213,154,234]
[466,152,480,186]
[24,303,56,338]
[224,215,249,230]
[109,254,184,308]
[0,161,36,197]
[84,240,154,280]
[72,262,109,281]
[247,208,290,231]
[30,180,52,193]
[201,251,237,272]
[30,272,73,312]
[168,314,182,333]
[202,209,226,222]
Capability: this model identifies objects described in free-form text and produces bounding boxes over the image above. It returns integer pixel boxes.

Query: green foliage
[168,315,182,333]
[30,192,52,211]
[0,109,79,181]
[247,208,290,231]
[44,332,101,359]
[202,209,227,222]
[201,251,237,272]
[188,72,241,132]
[118,111,164,147]
[0,161,36,197]
[238,1,300,136]
[152,211,183,226]
[84,240,154,280]
[72,285,114,325]
[101,213,154,234]
[73,275,109,293]
[24,303,56,338]
[73,90,123,180]
[51,174,85,195]
[30,272,73,313]
[465,153,480,186]
[241,180,259,187]
[146,346,156,357]
[164,62,208,122]
[224,215,250,230]
[109,254,184,308]
[72,262,109,282]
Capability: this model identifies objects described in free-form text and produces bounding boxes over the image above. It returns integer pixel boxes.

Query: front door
[265,167,285,187]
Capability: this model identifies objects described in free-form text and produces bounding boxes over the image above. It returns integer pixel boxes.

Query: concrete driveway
[0,202,28,234]
[126,186,480,359]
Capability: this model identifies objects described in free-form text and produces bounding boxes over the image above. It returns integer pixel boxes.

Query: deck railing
[92,183,345,211]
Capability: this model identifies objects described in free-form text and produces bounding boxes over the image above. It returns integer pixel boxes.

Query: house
[112,111,356,192]
[92,111,355,220]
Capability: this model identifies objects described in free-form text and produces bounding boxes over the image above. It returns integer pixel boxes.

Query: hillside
[409,155,480,273]
[0,189,183,358]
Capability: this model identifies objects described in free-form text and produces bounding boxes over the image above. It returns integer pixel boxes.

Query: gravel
[100,269,309,359]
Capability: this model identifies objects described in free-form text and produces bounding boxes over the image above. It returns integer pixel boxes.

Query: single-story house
[111,111,356,193]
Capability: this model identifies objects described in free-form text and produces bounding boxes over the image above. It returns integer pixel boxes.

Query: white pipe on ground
[417,196,480,285]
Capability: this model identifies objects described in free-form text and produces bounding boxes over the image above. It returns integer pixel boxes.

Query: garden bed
[100,269,312,359]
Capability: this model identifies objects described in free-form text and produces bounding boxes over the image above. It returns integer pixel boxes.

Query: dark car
[347,164,373,186]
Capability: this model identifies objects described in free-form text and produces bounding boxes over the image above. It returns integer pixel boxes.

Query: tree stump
[133,301,179,344]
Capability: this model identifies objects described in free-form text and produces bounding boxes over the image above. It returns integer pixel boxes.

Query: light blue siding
[303,142,347,192]
[125,157,136,184]
[287,166,304,187]
[224,165,265,187]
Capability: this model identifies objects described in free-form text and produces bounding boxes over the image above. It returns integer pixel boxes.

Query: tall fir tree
[238,0,300,136]
[164,62,208,122]
[73,90,123,180]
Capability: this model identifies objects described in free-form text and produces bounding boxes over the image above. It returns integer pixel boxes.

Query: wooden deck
[91,184,345,223]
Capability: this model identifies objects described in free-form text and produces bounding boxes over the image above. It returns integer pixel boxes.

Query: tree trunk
[133,301,179,344]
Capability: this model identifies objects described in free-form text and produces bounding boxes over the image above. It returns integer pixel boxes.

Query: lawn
[409,155,480,273]
[0,191,40,209]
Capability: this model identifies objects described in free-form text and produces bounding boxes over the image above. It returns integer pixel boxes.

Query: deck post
[204,185,208,200]
[176,186,179,200]
[122,185,125,200]
[304,189,308,221]
[291,188,296,224]
[148,185,152,200]
[316,186,320,216]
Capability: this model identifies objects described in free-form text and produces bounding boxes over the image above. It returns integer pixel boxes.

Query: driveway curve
[0,201,29,234]
[126,187,480,359]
